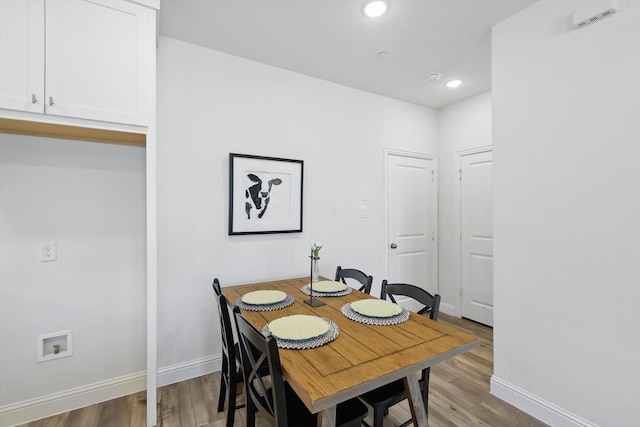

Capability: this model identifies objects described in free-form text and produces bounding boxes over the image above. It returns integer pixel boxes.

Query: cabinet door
[0,0,45,113]
[45,0,151,125]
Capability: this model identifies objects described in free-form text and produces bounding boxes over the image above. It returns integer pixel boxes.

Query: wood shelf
[0,118,146,146]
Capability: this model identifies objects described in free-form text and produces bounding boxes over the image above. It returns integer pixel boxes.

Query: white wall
[156,37,438,375]
[437,92,492,315]
[0,135,146,419]
[492,1,640,425]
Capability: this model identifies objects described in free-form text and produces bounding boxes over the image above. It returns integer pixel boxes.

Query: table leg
[318,405,337,427]
[403,374,428,427]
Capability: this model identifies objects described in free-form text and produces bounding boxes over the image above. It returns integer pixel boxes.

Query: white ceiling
[159,0,536,109]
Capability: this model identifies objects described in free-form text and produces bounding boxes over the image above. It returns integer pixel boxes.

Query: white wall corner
[490,375,598,427]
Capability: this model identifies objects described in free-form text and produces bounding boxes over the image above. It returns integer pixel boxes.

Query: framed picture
[229,153,304,235]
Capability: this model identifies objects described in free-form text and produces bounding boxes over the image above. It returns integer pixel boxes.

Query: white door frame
[384,148,438,296]
[455,145,492,317]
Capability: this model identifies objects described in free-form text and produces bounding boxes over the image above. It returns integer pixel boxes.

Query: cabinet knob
[390,243,398,249]
[49,97,54,106]
[32,94,38,104]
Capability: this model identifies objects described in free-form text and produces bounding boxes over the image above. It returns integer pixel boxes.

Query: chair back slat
[335,265,373,294]
[212,278,244,427]
[213,279,236,368]
[381,280,441,320]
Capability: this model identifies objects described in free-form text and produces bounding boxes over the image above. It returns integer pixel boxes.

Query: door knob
[390,243,397,249]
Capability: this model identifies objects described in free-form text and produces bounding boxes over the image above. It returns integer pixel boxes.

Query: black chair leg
[226,377,237,427]
[246,402,256,427]
[373,405,384,427]
[218,354,229,412]
[217,378,227,412]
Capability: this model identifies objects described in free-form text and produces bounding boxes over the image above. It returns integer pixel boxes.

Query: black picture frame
[229,153,304,235]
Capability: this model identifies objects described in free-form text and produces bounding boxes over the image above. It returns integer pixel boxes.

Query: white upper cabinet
[0,0,45,114]
[0,0,153,126]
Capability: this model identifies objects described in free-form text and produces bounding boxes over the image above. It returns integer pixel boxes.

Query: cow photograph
[229,153,303,235]
[245,173,282,219]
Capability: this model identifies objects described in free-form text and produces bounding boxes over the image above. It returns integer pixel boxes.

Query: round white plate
[350,299,403,318]
[241,290,287,305]
[267,315,331,340]
[309,280,348,293]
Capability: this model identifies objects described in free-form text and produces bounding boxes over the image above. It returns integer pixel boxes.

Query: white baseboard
[490,375,597,427]
[157,354,221,387]
[439,302,459,317]
[0,353,223,427]
[0,372,146,427]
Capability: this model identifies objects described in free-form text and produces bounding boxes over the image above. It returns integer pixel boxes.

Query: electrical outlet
[40,242,57,262]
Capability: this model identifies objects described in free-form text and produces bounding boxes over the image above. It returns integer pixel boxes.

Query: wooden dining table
[222,276,479,427]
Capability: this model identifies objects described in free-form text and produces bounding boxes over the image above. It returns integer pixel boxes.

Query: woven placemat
[235,294,295,311]
[262,318,339,349]
[301,284,352,297]
[341,303,409,325]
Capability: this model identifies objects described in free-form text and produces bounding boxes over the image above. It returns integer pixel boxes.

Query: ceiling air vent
[573,0,618,28]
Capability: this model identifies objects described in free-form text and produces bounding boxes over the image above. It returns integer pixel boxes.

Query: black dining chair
[232,306,368,427]
[359,280,441,427]
[212,278,245,427]
[335,266,374,294]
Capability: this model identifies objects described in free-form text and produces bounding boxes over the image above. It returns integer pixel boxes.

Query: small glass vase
[311,256,320,283]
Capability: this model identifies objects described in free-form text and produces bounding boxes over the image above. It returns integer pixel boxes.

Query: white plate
[268,315,331,340]
[350,299,403,318]
[309,280,348,293]
[241,290,287,305]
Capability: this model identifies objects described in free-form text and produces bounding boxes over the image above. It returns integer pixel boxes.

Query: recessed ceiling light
[445,79,463,88]
[362,0,389,18]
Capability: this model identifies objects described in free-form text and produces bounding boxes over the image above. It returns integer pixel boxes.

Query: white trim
[126,0,160,10]
[383,148,438,293]
[157,355,222,388]
[457,145,493,157]
[0,108,147,135]
[145,5,158,426]
[0,372,145,427]
[455,146,493,319]
[490,376,598,427]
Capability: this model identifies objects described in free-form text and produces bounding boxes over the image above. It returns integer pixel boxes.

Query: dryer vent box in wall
[573,0,618,28]
[37,330,72,362]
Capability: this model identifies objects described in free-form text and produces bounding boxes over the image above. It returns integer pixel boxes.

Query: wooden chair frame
[360,280,441,427]
[335,266,374,294]
[212,278,245,427]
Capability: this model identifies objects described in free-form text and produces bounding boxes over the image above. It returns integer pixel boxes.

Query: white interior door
[386,150,437,302]
[460,149,493,326]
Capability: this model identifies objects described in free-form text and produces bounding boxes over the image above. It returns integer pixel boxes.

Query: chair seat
[284,384,368,427]
[360,379,406,403]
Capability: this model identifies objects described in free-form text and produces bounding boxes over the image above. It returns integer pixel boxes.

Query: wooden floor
[19,314,548,427]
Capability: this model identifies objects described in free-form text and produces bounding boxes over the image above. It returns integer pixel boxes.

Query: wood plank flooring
[18,314,548,427]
